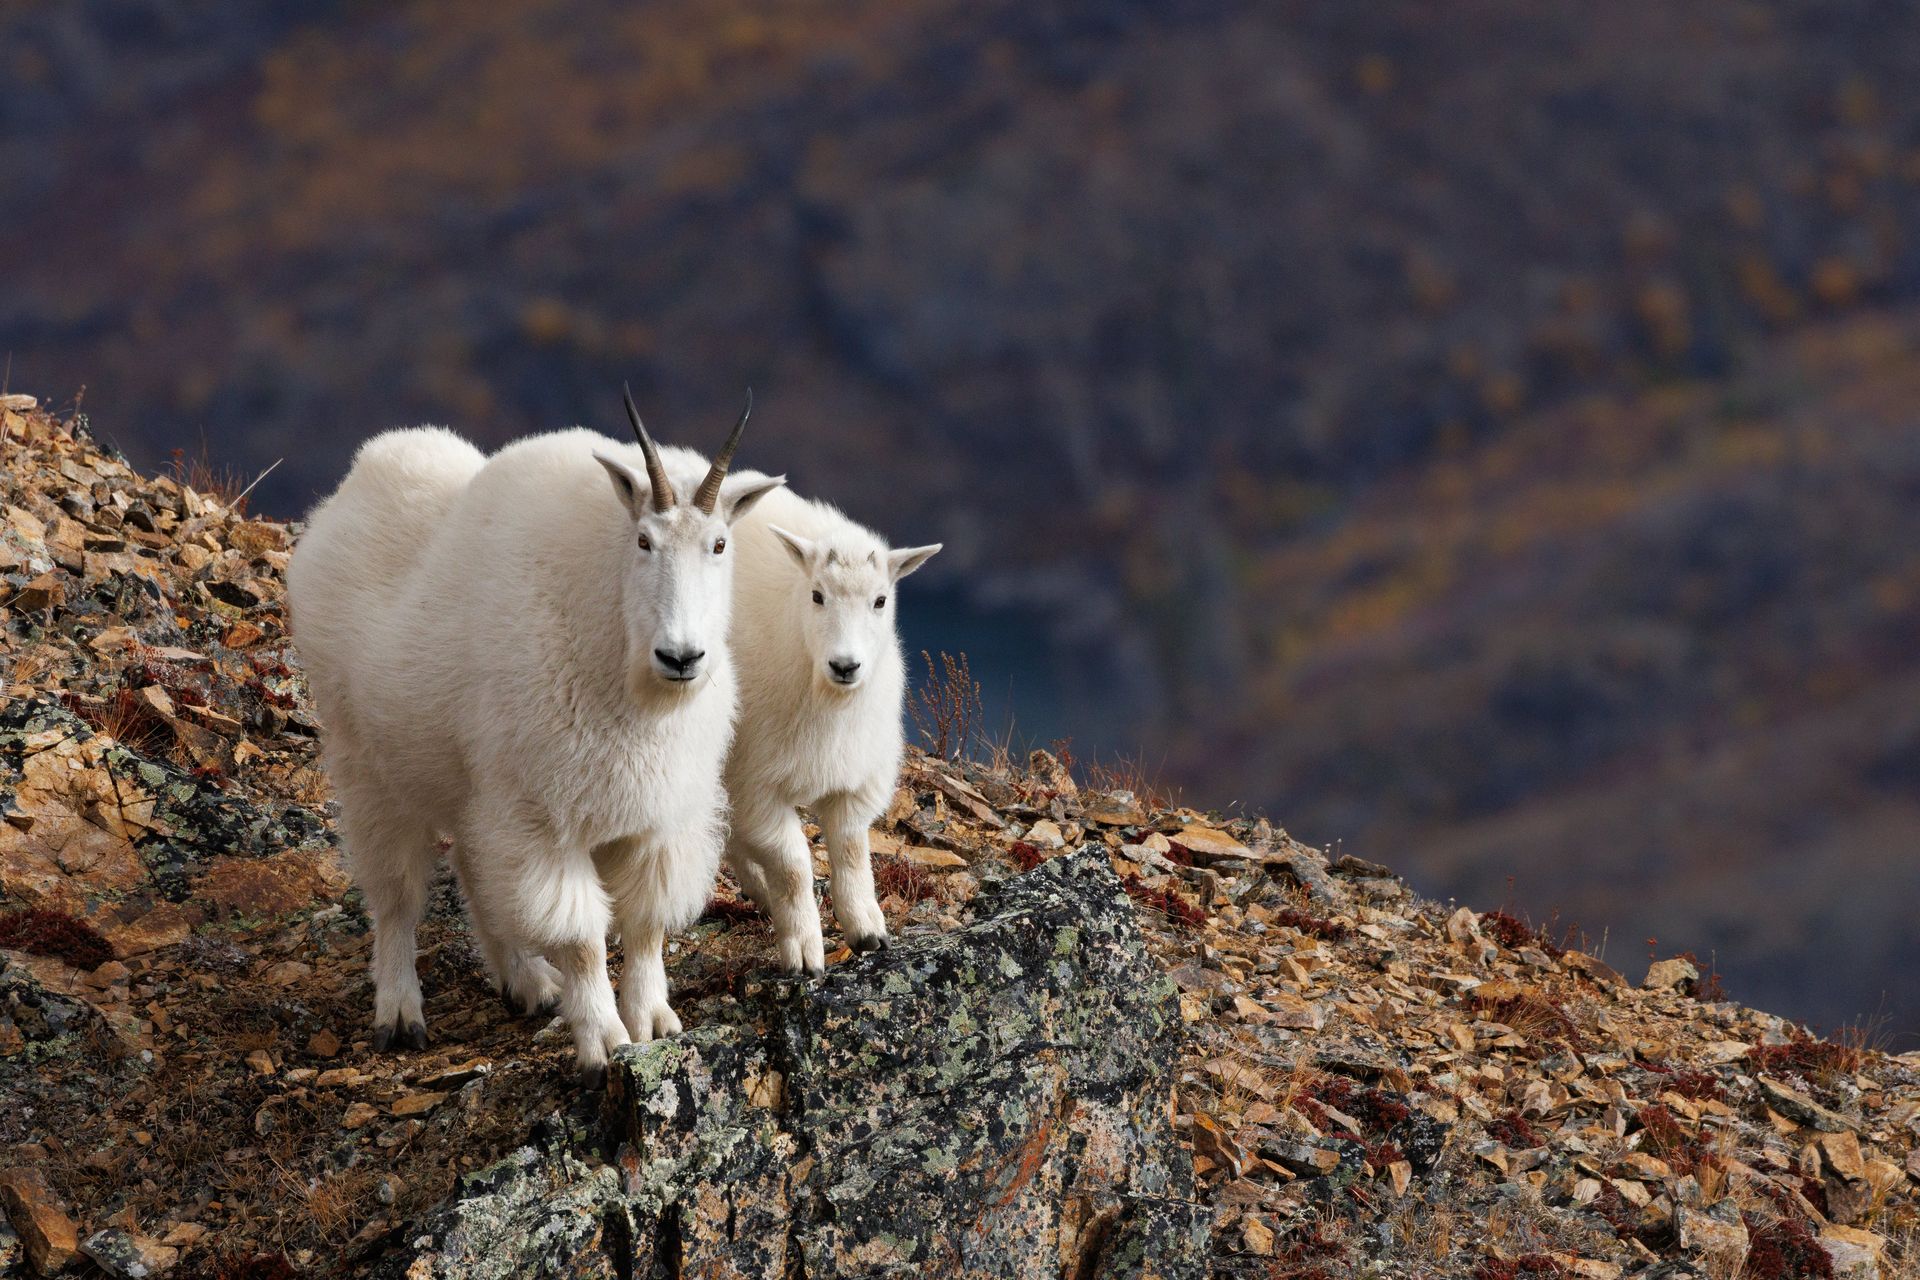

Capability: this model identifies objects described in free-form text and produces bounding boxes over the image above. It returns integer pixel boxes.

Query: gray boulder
[389,850,1205,1278]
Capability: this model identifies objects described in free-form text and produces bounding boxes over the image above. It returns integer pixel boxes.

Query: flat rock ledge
[384,851,1206,1278]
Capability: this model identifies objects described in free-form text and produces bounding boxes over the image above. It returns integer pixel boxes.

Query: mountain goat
[287,392,782,1083]
[716,477,940,972]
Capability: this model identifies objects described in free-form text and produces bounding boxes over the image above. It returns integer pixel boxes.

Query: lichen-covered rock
[387,1140,627,1280]
[0,699,333,910]
[390,852,1205,1278]
[79,1227,180,1278]
[0,956,101,1047]
[766,849,1202,1278]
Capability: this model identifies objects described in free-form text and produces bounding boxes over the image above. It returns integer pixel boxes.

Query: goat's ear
[887,543,942,582]
[721,474,785,524]
[766,524,814,569]
[594,451,649,519]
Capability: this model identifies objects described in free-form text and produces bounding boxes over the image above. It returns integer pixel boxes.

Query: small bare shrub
[910,650,982,760]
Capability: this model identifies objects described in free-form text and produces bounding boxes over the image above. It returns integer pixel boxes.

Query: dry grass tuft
[167,437,255,514]
[1084,752,1180,812]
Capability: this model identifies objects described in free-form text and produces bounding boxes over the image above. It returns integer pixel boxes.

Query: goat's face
[769,526,941,693]
[597,454,784,688]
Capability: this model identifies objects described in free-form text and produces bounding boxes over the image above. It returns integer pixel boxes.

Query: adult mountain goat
[287,392,782,1084]
[716,474,940,972]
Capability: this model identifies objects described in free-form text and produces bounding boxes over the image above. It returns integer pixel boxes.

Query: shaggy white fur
[715,473,940,972]
[287,423,781,1082]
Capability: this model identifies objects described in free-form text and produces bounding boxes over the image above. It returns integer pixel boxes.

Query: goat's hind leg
[496,949,564,1020]
[341,798,434,1052]
[470,906,564,1020]
[725,851,778,917]
[451,858,562,1018]
[463,828,629,1086]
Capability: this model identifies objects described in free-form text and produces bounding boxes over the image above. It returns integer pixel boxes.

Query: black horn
[691,387,752,514]
[622,383,676,512]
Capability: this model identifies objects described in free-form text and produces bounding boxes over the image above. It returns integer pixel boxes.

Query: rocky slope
[12,0,1920,1035]
[2,399,1918,1277]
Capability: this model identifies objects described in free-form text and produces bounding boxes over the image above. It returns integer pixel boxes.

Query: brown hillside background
[3,0,1919,1036]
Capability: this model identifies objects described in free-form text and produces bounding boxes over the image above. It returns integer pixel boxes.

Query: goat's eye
[874,595,887,609]
[637,533,652,552]
[811,590,824,606]
[713,537,727,555]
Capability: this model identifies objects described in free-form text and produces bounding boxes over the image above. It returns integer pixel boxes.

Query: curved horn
[692,387,752,514]
[622,383,676,512]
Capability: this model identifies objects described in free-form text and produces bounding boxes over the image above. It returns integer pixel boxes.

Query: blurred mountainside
[4,0,1920,1032]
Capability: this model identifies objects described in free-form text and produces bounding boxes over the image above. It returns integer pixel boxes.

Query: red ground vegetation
[698,897,763,924]
[1270,908,1352,942]
[1472,1254,1565,1280]
[1488,1110,1541,1149]
[1751,1027,1865,1081]
[1123,878,1207,928]
[1633,1103,1718,1176]
[870,852,935,904]
[209,1253,297,1280]
[1479,909,1565,958]
[0,908,115,969]
[1265,1220,1348,1280]
[1743,1194,1836,1280]
[1296,1075,1412,1138]
[1489,991,1585,1052]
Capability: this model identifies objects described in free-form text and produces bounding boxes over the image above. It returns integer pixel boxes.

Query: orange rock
[0,1166,79,1275]
[196,847,348,921]
[105,903,197,958]
[390,1091,448,1117]
[11,573,63,612]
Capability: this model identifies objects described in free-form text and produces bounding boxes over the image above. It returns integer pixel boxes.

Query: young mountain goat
[287,392,782,1083]
[716,476,940,972]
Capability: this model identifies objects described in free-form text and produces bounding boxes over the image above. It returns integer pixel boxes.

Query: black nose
[655,648,705,677]
[829,659,862,681]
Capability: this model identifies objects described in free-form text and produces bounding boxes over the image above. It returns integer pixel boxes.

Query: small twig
[231,457,284,513]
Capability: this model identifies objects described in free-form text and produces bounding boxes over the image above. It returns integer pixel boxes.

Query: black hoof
[502,986,560,1019]
[579,1063,608,1091]
[850,933,888,955]
[371,1019,429,1053]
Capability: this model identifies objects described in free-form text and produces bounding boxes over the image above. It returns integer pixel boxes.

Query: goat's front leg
[727,798,825,976]
[544,932,629,1089]
[817,791,887,953]
[612,914,680,1042]
[600,826,719,1041]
